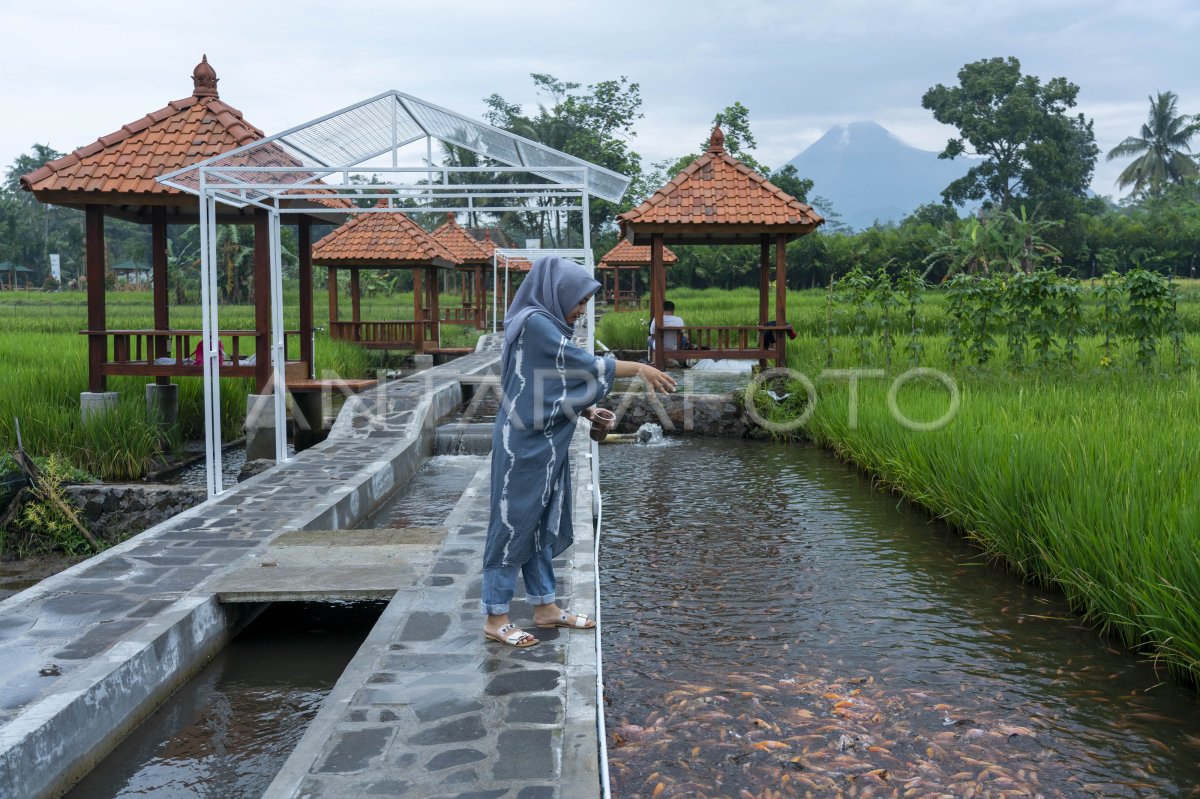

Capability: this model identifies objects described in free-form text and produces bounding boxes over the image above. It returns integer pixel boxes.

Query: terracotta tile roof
[496,254,532,272]
[312,203,461,268]
[617,126,823,242]
[21,57,263,200]
[430,213,493,265]
[466,227,513,251]
[598,237,678,268]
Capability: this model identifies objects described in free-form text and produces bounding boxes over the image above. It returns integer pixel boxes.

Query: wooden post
[474,265,484,328]
[759,234,770,368]
[328,267,339,324]
[429,266,441,350]
[651,233,665,371]
[775,233,788,367]
[151,206,170,384]
[85,204,106,393]
[252,211,271,392]
[349,269,361,342]
[412,267,424,354]
[298,218,314,377]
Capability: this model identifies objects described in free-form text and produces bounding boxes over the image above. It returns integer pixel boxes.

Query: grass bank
[0,288,475,480]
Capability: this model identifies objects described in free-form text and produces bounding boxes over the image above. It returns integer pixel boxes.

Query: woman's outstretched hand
[613,359,676,394]
[635,363,676,395]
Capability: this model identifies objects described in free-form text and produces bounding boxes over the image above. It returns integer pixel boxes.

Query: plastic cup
[588,407,616,442]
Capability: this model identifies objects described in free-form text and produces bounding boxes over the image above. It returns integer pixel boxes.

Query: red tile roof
[21,56,263,201]
[617,126,823,244]
[430,213,493,265]
[597,237,678,268]
[312,203,461,268]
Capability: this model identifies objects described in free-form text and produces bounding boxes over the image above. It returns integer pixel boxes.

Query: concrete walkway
[0,335,603,799]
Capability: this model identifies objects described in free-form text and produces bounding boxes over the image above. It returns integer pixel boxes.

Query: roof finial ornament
[447,212,457,223]
[192,55,219,99]
[708,124,725,153]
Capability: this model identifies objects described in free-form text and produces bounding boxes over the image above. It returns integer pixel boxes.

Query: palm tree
[1106,91,1200,198]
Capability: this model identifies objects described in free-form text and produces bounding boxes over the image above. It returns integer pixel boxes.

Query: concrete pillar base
[292,391,327,453]
[80,392,119,422]
[145,383,178,428]
[245,394,279,462]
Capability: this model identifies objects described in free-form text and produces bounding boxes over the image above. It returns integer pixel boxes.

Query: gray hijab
[502,255,599,353]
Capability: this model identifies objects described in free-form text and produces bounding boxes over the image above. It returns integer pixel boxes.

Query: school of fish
[607,666,1193,799]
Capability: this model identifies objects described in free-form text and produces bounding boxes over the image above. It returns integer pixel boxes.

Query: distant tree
[921,57,1098,216]
[1106,91,1200,199]
[483,73,644,247]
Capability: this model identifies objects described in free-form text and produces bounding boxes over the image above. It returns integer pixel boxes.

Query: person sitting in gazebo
[648,299,689,351]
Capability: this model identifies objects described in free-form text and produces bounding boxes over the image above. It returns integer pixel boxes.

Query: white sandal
[536,611,595,629]
[485,623,538,647]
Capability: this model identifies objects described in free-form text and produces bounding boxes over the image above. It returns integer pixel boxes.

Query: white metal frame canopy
[158,91,630,498]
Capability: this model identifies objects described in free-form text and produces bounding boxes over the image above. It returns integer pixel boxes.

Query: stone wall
[598,391,749,437]
[64,484,206,541]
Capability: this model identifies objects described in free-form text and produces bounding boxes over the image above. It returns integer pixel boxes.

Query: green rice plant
[794,359,1200,683]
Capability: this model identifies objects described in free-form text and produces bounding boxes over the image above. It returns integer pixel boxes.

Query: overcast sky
[2,0,1197,201]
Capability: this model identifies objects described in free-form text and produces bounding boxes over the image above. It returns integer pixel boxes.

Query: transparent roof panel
[159,91,631,203]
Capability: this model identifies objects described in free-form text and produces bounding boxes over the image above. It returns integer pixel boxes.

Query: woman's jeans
[481,544,556,615]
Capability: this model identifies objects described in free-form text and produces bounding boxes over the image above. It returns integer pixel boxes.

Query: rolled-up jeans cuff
[525,591,555,606]
[481,599,511,616]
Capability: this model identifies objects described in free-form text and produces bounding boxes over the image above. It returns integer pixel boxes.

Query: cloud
[1,0,1196,201]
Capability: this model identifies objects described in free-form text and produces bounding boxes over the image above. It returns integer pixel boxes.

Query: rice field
[0,288,477,480]
[602,286,1200,682]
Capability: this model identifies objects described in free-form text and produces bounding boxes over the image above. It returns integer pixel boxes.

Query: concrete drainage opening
[63,600,386,799]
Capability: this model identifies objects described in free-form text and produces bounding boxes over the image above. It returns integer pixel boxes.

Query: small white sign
[525,238,541,249]
[49,254,61,283]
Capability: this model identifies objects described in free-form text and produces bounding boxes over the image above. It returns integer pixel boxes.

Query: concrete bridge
[0,335,604,798]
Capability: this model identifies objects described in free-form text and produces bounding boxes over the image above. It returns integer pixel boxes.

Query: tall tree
[922,57,1098,215]
[1106,91,1200,199]
[482,73,644,247]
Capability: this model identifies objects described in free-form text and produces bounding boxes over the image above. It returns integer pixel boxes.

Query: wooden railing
[81,328,306,378]
[653,325,790,361]
[330,319,436,349]
[439,306,482,326]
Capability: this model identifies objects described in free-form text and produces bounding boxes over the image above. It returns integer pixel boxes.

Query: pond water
[64,601,383,799]
[600,439,1200,798]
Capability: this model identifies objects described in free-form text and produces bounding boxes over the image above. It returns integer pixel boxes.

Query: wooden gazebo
[597,238,677,311]
[430,213,490,329]
[314,203,460,353]
[20,56,320,400]
[617,126,823,370]
[0,263,35,290]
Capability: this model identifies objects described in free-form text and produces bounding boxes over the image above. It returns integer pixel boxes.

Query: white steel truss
[158,93,626,499]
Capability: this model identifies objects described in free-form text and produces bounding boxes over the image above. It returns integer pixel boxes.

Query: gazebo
[617,126,823,370]
[597,238,677,311]
[20,55,325,422]
[0,263,35,289]
[430,213,491,329]
[314,203,461,353]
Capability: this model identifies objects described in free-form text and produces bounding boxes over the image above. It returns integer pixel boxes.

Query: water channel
[63,450,482,798]
[63,601,384,799]
[599,438,1200,798]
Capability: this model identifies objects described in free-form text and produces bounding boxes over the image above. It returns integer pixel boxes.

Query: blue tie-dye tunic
[483,313,617,570]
